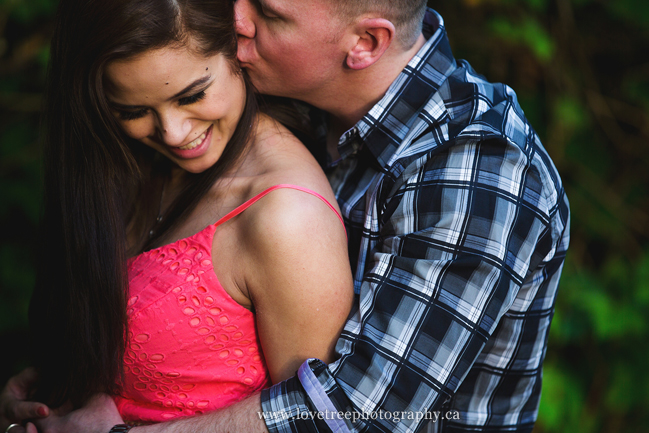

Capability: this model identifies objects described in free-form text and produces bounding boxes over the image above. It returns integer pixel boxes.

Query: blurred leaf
[554,97,589,132]
[538,363,592,432]
[607,0,649,30]
[8,0,57,24]
[635,253,649,306]
[489,16,554,62]
[605,362,637,412]
[523,0,548,12]
[622,77,649,109]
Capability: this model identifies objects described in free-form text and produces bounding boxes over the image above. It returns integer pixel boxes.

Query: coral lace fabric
[114,185,342,423]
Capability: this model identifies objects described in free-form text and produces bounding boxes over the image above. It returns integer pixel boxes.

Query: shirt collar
[337,9,457,168]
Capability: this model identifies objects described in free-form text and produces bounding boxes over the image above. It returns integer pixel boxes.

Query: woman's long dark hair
[28,0,257,407]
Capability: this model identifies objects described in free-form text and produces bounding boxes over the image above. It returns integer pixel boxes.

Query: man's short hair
[330,0,428,49]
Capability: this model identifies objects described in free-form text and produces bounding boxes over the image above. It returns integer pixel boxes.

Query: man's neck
[322,33,426,135]
[326,118,343,163]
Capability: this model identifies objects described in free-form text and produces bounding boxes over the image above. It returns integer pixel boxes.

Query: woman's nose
[156,112,191,147]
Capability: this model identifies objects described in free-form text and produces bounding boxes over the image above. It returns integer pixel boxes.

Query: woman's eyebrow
[169,75,211,100]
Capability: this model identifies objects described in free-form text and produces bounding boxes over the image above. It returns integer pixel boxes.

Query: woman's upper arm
[242,189,354,384]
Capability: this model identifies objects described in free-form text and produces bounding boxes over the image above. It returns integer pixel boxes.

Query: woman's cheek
[120,119,153,142]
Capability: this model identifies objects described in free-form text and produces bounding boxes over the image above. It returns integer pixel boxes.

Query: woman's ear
[345,18,395,70]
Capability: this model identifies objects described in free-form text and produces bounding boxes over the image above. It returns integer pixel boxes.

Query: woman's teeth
[180,132,206,150]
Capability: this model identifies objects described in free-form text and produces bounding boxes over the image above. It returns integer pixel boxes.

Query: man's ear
[345,18,395,70]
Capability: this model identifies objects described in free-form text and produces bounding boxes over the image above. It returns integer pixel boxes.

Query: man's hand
[31,394,123,433]
[1,368,50,431]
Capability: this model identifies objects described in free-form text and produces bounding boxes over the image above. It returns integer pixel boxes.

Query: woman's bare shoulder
[249,114,335,202]
[235,115,346,268]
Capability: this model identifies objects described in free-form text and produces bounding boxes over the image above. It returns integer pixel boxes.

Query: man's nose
[234,0,256,40]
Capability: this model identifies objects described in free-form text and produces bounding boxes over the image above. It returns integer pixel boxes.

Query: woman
[17,0,353,428]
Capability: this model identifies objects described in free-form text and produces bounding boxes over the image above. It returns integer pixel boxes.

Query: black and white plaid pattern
[261,9,570,433]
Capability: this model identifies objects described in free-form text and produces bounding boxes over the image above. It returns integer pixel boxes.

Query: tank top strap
[213,184,345,231]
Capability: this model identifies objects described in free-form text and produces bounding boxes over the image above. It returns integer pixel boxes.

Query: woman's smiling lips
[167,125,213,159]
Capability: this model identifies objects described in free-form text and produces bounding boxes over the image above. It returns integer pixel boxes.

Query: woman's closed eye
[114,90,206,121]
[117,108,148,121]
[178,90,206,106]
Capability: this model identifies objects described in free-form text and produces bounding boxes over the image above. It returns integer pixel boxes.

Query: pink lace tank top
[114,185,344,423]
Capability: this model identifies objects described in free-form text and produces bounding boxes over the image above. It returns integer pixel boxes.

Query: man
[1,1,569,432]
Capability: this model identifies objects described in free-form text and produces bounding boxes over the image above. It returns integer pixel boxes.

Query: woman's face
[105,43,246,174]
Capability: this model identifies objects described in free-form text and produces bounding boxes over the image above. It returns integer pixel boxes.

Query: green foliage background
[1,0,648,431]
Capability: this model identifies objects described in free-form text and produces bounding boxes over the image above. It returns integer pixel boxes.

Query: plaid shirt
[260,9,570,433]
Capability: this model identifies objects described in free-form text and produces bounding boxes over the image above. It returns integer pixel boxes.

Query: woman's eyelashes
[178,89,207,106]
[115,89,208,121]
[118,108,148,121]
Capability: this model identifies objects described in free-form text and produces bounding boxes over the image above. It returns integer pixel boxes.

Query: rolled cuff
[260,358,351,433]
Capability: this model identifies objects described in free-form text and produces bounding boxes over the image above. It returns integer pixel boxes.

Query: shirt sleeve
[260,133,569,433]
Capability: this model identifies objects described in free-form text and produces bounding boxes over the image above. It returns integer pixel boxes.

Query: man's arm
[28,392,267,433]
[5,134,568,433]
[0,371,266,433]
[257,132,570,433]
[3,129,568,433]
[30,132,567,433]
[132,393,266,433]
